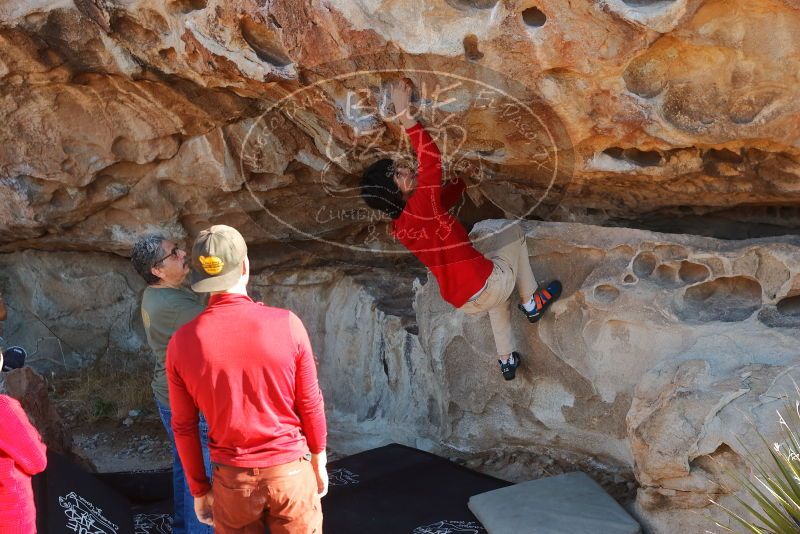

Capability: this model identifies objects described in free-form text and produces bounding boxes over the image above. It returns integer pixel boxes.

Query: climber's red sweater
[167,294,327,497]
[0,394,47,532]
[392,123,494,307]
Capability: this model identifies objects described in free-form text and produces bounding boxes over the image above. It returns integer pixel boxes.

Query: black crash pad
[34,452,135,534]
[35,444,510,534]
[97,469,172,504]
[34,453,174,534]
[322,444,511,534]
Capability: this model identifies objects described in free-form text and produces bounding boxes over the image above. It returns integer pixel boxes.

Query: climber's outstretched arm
[388,80,416,130]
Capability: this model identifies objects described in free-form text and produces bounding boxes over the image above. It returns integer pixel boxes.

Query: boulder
[257,220,800,533]
[1,366,73,457]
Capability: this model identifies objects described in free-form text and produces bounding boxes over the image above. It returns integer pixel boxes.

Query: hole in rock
[622,0,676,5]
[704,148,744,164]
[759,296,800,328]
[678,261,710,284]
[240,16,292,67]
[603,147,662,167]
[623,148,663,167]
[158,47,177,61]
[632,252,657,278]
[51,187,75,209]
[654,264,680,288]
[681,276,762,323]
[521,7,547,27]
[623,56,667,98]
[463,34,484,61]
[654,244,689,261]
[690,443,745,491]
[445,0,499,9]
[776,295,800,317]
[110,15,160,49]
[594,284,620,303]
[729,91,778,125]
[606,199,800,241]
[623,274,637,284]
[168,0,207,13]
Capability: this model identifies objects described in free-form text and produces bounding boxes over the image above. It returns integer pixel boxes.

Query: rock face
[256,221,800,533]
[2,1,800,533]
[0,251,147,371]
[0,0,799,255]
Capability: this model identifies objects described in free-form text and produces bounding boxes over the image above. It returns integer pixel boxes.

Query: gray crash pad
[468,472,641,534]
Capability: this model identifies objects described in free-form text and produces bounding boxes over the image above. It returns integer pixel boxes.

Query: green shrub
[710,389,800,533]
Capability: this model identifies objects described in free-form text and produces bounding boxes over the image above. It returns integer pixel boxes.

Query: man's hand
[311,450,329,497]
[194,490,214,526]
[388,79,416,129]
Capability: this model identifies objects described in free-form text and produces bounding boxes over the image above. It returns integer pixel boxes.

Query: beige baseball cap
[190,225,248,292]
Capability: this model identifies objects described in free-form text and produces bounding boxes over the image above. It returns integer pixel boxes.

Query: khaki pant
[459,223,538,356]
[211,457,322,534]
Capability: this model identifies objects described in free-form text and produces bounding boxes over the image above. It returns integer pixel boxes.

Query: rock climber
[360,80,562,381]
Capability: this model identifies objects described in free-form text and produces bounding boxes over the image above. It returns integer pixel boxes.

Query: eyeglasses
[154,245,179,266]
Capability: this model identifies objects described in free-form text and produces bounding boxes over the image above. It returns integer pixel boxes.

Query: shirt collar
[208,293,254,306]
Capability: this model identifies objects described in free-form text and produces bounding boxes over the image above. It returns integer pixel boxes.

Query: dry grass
[50,358,154,422]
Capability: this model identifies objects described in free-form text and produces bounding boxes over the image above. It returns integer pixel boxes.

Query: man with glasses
[131,235,213,534]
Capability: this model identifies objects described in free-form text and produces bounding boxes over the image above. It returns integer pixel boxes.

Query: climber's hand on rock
[388,79,415,129]
[194,490,214,526]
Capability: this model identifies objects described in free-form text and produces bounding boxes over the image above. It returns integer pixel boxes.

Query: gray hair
[130,234,167,286]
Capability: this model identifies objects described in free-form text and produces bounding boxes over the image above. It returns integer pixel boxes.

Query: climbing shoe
[519,280,562,323]
[499,352,521,381]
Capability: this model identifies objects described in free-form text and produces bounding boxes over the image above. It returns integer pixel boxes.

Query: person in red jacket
[0,350,48,533]
[361,80,562,381]
[167,225,327,533]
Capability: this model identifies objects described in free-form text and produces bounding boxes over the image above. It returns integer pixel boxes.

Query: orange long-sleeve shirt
[166,293,327,497]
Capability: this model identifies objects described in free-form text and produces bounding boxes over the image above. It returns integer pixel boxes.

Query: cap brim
[191,266,241,293]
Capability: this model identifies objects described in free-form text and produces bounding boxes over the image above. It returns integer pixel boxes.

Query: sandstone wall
[3,1,800,532]
[0,250,147,370]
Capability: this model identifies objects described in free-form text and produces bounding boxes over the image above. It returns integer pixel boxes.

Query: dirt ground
[71,417,172,472]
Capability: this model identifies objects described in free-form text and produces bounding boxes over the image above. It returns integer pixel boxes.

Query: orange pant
[211,457,322,534]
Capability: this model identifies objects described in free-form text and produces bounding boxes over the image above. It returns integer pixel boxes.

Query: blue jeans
[156,399,214,534]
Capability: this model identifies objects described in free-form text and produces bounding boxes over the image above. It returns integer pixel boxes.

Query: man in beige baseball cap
[190,225,248,293]
[167,225,328,533]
